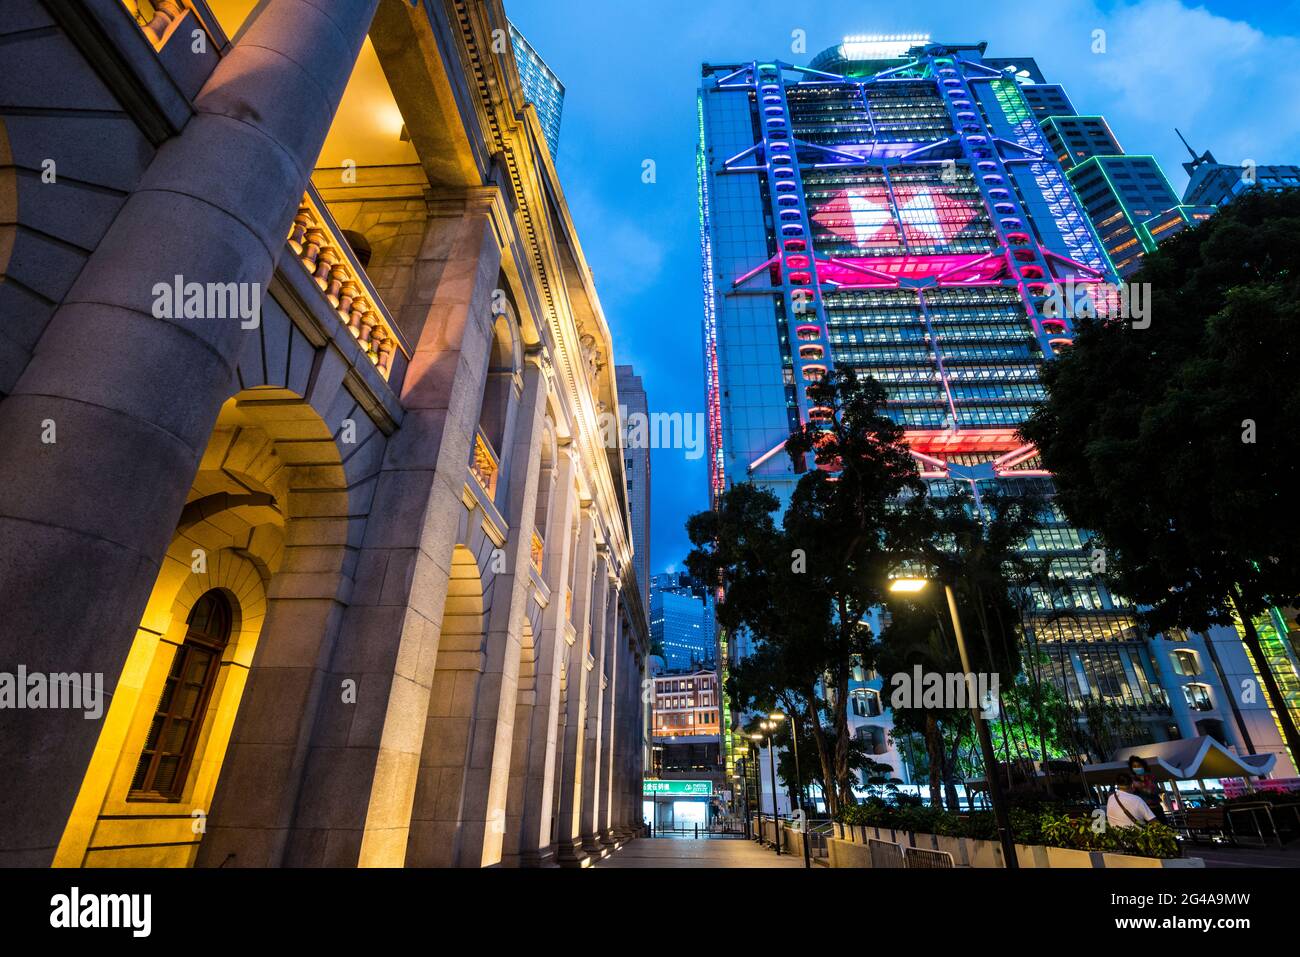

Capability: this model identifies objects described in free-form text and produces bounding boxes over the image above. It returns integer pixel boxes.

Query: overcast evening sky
[507,0,1300,578]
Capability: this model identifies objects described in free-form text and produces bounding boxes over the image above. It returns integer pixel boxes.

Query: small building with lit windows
[647,667,725,829]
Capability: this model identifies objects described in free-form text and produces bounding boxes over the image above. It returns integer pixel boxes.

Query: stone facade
[0,0,649,867]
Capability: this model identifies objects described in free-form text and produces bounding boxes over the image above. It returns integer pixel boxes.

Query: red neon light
[810,184,981,247]
[903,429,1026,455]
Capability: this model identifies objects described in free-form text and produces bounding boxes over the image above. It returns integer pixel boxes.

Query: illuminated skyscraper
[617,365,651,611]
[509,22,565,157]
[697,37,1294,780]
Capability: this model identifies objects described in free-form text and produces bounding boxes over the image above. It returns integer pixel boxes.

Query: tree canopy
[1021,188,1300,762]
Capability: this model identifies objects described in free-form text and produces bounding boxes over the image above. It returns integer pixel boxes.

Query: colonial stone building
[0,0,649,867]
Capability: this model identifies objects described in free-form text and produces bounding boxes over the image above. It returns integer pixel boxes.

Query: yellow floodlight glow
[888,578,929,593]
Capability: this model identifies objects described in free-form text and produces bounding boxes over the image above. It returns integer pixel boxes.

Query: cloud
[996,0,1300,188]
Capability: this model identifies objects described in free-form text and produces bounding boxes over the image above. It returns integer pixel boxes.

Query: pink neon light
[817,253,1008,287]
[810,184,981,247]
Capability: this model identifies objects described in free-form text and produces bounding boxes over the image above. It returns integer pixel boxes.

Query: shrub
[835,802,1180,858]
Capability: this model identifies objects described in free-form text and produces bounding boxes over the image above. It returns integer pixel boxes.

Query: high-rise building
[617,366,651,611]
[1037,113,1205,277]
[650,572,715,670]
[697,37,1297,784]
[509,22,565,158]
[1178,135,1300,207]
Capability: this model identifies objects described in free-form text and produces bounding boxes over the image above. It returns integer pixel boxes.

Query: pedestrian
[1107,771,1156,829]
[1127,755,1167,823]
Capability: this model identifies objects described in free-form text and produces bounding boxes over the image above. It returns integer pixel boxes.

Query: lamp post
[769,711,810,868]
[762,721,782,856]
[748,734,764,846]
[890,577,1020,869]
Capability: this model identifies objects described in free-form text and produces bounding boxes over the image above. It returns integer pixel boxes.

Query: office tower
[1037,114,1204,276]
[650,572,715,670]
[1178,135,1300,207]
[697,36,1292,782]
[617,366,652,612]
[509,22,565,158]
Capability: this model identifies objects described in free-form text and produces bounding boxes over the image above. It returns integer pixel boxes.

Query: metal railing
[648,821,745,840]
[904,845,955,869]
[868,838,905,869]
[1224,802,1300,849]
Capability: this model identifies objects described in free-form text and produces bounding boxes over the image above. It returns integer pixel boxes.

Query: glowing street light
[769,710,811,868]
[888,577,929,593]
[886,573,1020,869]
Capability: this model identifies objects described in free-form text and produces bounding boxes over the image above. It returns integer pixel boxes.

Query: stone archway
[54,386,356,867]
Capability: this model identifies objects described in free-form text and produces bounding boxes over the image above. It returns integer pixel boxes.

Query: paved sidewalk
[593,837,807,868]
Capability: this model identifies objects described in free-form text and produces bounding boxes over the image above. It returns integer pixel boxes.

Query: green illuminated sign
[643,780,713,797]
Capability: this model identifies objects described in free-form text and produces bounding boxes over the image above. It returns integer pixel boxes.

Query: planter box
[828,825,1202,868]
[1045,846,1104,868]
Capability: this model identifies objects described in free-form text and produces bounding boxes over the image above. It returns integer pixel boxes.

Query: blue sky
[507,0,1300,577]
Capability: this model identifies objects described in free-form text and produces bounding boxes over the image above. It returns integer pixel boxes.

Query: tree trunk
[1230,588,1300,772]
[832,662,852,808]
[806,691,838,818]
[923,712,945,810]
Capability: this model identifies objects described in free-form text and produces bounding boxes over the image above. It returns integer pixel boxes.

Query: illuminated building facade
[616,366,651,612]
[649,572,715,670]
[1039,115,1209,277]
[0,0,651,867]
[648,667,724,827]
[695,36,1295,783]
[509,21,565,158]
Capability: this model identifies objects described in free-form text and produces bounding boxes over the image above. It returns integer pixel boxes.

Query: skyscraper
[509,22,565,158]
[649,572,715,670]
[697,37,1291,781]
[617,365,651,611]
[1178,138,1300,207]
[1038,114,1208,277]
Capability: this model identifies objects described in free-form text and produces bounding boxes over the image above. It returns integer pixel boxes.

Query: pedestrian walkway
[593,837,807,868]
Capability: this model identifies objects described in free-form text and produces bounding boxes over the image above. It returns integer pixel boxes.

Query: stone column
[0,0,380,866]
[553,507,595,866]
[198,189,507,867]
[405,357,547,867]
[626,646,647,836]
[578,560,612,855]
[598,593,621,845]
[515,447,578,865]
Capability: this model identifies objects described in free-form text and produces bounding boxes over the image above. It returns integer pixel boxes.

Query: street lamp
[888,576,1020,869]
[748,733,764,846]
[757,720,783,856]
[769,711,811,868]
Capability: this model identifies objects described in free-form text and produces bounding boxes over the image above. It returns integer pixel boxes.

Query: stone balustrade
[287,193,401,380]
[469,428,500,499]
[530,532,545,574]
[123,0,187,46]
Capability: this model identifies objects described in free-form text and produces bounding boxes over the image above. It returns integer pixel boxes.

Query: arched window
[129,591,232,801]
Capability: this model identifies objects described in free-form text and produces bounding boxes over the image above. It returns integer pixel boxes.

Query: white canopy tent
[1081,736,1276,785]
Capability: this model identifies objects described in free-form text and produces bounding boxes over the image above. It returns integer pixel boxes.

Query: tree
[1021,188,1300,766]
[688,369,926,814]
[782,369,929,806]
